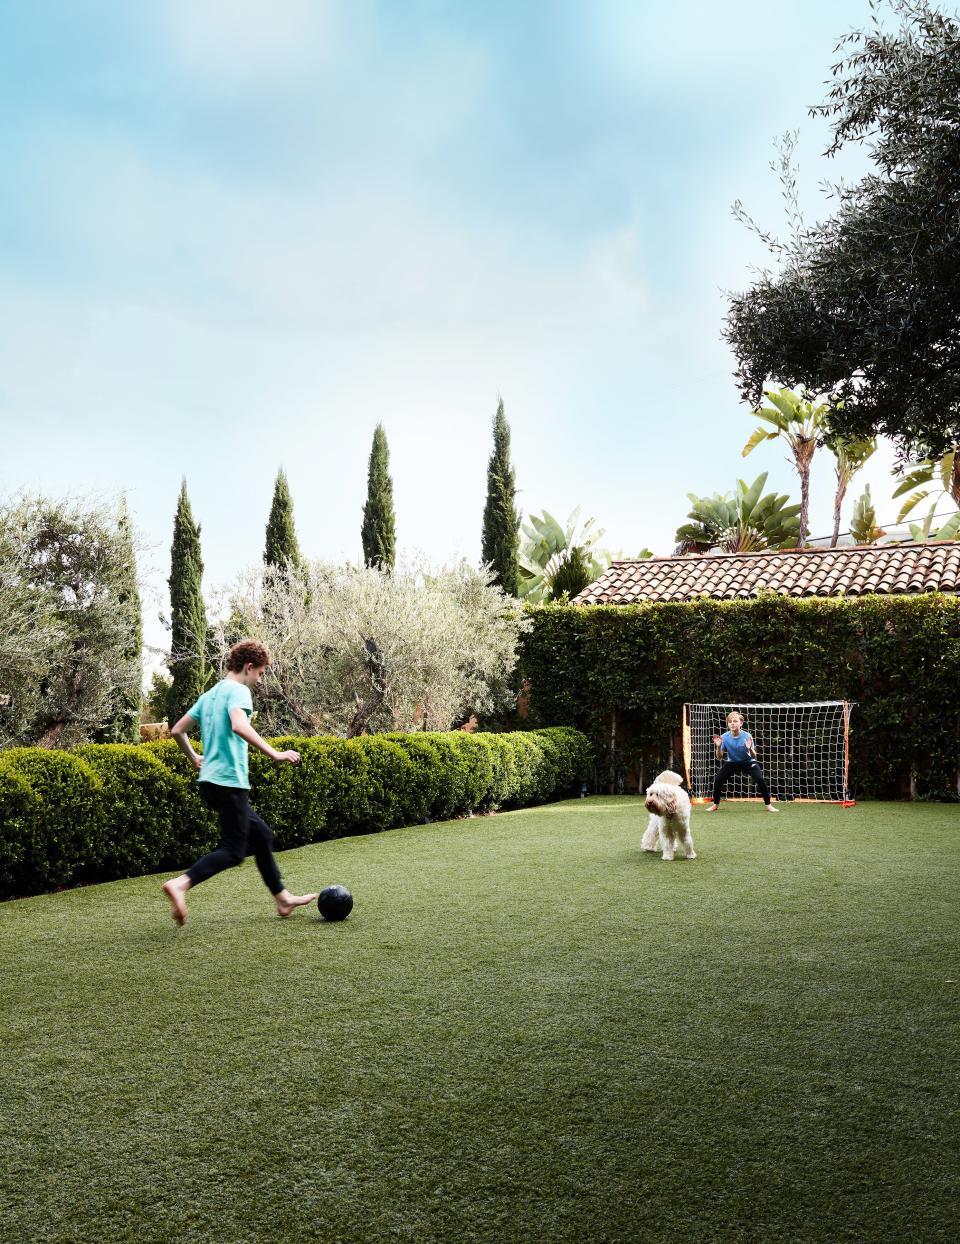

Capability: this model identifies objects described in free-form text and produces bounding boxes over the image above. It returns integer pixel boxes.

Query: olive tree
[0,495,143,748]
[210,559,529,737]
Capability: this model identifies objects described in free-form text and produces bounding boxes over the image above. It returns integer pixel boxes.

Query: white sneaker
[765,804,779,813]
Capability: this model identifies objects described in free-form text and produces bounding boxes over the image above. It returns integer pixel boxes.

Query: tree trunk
[831,479,848,548]
[798,465,810,548]
[346,690,386,738]
[346,637,388,738]
[37,721,67,749]
[608,710,617,795]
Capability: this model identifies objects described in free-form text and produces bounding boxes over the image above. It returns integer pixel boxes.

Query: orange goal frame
[681,702,856,807]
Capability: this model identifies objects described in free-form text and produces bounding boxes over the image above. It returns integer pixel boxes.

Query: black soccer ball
[317,884,353,922]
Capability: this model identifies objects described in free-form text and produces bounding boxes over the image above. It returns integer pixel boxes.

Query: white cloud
[149,0,346,89]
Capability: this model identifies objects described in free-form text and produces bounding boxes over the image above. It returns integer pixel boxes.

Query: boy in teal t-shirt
[190,677,256,787]
[162,640,316,926]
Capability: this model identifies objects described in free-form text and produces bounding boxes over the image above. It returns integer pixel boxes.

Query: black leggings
[186,782,284,895]
[712,759,772,806]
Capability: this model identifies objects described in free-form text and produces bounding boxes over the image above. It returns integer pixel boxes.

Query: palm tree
[892,447,960,540]
[825,435,876,547]
[742,386,830,548]
[518,508,610,602]
[850,485,885,545]
[675,473,800,554]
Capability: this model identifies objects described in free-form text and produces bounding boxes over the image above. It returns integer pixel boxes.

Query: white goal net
[682,701,854,804]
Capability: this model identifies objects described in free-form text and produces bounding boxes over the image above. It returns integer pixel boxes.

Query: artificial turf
[2,797,958,1244]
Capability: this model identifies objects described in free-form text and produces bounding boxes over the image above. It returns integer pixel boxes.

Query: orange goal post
[682,701,855,805]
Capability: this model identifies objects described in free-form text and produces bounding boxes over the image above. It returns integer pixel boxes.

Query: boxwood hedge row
[0,727,590,899]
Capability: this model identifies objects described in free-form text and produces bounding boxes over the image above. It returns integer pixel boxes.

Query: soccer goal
[682,701,855,805]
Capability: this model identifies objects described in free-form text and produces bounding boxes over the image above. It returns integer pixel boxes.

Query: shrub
[439,734,495,813]
[0,726,591,898]
[532,726,589,799]
[138,739,219,865]
[0,761,40,896]
[475,733,517,810]
[518,596,960,799]
[0,750,102,896]
[310,739,373,838]
[383,733,448,822]
[250,737,336,850]
[504,733,547,807]
[411,734,486,819]
[351,737,421,832]
[73,745,183,881]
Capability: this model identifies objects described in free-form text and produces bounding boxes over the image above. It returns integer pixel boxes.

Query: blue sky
[0,0,898,661]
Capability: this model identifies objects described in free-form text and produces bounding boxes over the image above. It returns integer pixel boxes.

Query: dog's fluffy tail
[655,770,684,787]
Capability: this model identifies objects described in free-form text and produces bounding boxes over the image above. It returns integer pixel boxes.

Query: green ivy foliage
[518,596,960,800]
[0,727,591,899]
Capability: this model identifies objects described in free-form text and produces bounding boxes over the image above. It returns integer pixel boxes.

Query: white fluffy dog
[641,770,696,861]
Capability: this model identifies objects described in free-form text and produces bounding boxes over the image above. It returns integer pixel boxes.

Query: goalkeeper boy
[707,710,778,812]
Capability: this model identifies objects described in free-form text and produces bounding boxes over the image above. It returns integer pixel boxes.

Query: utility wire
[816,506,959,544]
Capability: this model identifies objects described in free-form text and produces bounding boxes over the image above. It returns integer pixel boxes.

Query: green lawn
[2,798,958,1244]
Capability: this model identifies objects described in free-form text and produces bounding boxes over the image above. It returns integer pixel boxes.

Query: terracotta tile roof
[572,541,960,605]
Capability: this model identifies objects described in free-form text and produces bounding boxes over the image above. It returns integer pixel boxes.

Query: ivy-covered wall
[517,594,960,800]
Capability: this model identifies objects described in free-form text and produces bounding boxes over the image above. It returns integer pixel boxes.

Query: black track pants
[186,782,284,895]
[712,759,772,806]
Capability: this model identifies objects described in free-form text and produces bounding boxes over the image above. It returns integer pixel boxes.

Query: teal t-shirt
[188,679,254,789]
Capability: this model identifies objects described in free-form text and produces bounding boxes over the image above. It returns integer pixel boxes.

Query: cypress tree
[264,467,303,570]
[361,423,396,570]
[481,397,520,596]
[99,496,143,742]
[166,480,210,723]
[550,545,592,601]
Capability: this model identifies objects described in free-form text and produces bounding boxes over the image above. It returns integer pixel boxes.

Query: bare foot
[765,804,780,813]
[162,876,191,926]
[705,804,720,813]
[275,889,318,918]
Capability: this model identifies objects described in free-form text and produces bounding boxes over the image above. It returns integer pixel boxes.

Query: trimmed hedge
[0,750,102,896]
[0,728,591,899]
[516,595,960,800]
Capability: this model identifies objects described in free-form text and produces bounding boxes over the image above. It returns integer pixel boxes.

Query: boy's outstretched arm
[171,713,202,770]
[229,707,300,764]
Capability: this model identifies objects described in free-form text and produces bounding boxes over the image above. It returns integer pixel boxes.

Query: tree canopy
[167,480,211,723]
[481,398,520,597]
[0,494,142,748]
[725,0,960,457]
[361,424,396,571]
[264,468,303,571]
[518,508,614,603]
[211,559,527,737]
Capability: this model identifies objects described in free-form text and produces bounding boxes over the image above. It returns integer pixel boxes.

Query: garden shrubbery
[0,727,591,899]
[0,750,103,896]
[518,596,960,799]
